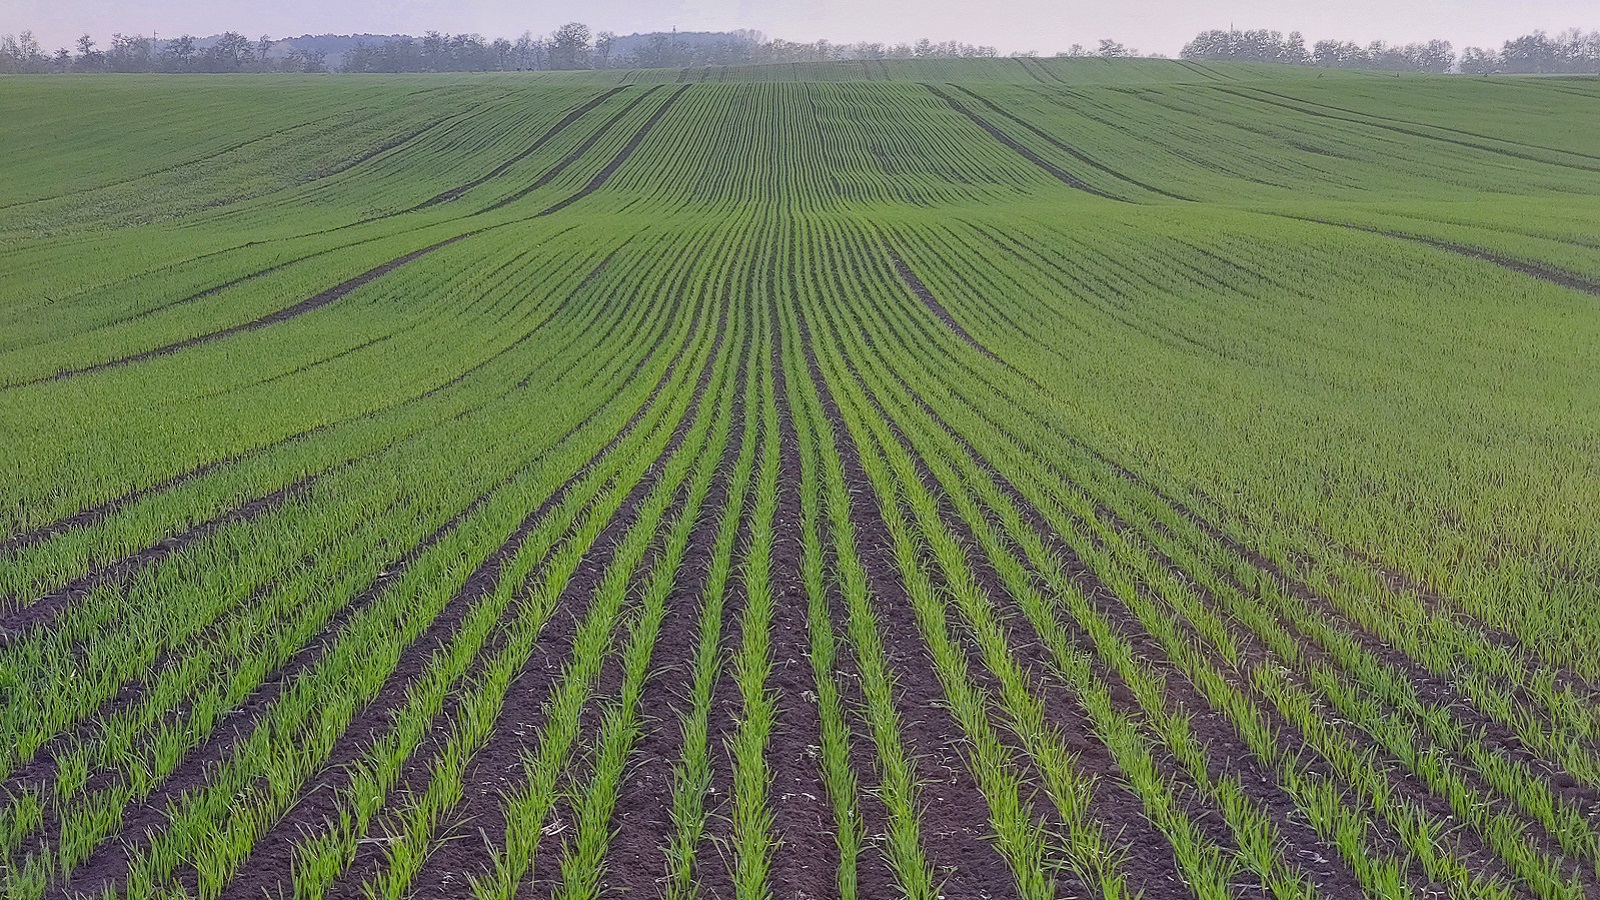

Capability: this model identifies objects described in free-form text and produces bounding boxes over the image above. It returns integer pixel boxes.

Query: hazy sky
[5,0,1594,57]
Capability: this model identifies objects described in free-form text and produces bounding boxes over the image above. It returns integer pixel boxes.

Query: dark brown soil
[599,303,754,896]
[395,298,727,900]
[762,301,841,900]
[215,308,716,900]
[793,309,1022,900]
[857,306,1370,896]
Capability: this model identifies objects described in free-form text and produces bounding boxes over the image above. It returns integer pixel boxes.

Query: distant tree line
[0,24,1017,74]
[10,22,1593,75]
[0,30,327,73]
[1180,27,1600,74]
[344,26,1010,72]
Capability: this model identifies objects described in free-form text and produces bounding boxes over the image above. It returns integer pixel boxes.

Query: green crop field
[2,58,1599,900]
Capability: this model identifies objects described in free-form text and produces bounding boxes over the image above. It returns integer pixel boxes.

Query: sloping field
[2,60,1600,900]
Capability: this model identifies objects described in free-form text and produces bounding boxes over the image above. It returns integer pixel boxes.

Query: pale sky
[3,0,1594,57]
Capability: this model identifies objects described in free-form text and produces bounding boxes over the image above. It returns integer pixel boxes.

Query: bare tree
[1097,39,1134,58]
[73,34,105,71]
[1460,46,1499,74]
[550,22,592,69]
[0,31,51,73]
[162,34,196,70]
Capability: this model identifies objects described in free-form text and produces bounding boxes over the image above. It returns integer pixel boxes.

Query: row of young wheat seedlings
[965,215,1600,746]
[108,260,729,899]
[644,222,767,900]
[643,219,768,896]
[0,289,708,900]
[0,251,691,874]
[549,306,756,900]
[778,305,870,900]
[828,303,1317,898]
[660,312,761,900]
[0,227,584,602]
[606,227,770,900]
[722,267,782,900]
[347,226,758,896]
[1085,465,1600,882]
[857,269,1554,900]
[885,216,1600,758]
[1,401,596,897]
[832,227,1408,877]
[282,289,738,900]
[857,240,1516,896]
[360,312,741,900]
[776,291,942,899]
[799,276,1112,898]
[805,237,1266,898]
[920,214,1600,750]
[0,233,672,802]
[465,293,741,900]
[31,254,713,896]
[920,245,1600,899]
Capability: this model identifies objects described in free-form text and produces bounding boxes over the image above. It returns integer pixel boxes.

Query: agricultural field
[1,58,1599,900]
